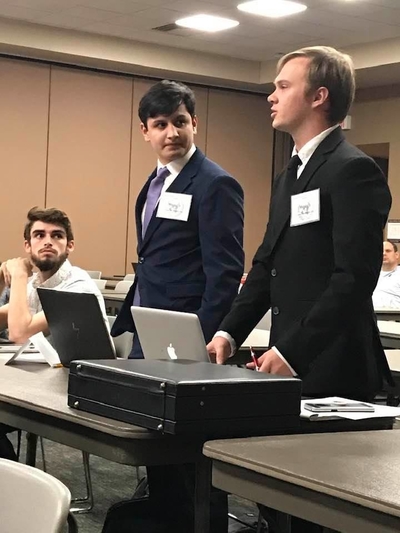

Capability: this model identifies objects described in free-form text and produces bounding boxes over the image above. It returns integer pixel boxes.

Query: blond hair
[278,46,355,125]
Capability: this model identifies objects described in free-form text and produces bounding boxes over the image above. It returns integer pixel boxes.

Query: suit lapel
[268,127,345,252]
[136,169,156,250]
[139,149,205,251]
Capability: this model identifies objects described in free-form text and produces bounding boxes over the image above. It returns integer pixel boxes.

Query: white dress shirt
[141,144,196,223]
[28,259,108,326]
[373,267,400,309]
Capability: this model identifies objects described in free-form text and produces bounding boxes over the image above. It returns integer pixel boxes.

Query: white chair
[93,279,107,290]
[0,458,75,533]
[86,270,102,279]
[123,274,135,281]
[108,316,133,358]
[115,280,133,293]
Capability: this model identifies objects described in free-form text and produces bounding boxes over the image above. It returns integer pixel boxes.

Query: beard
[30,251,69,272]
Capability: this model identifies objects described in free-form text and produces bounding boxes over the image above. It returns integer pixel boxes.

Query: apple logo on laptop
[167,343,178,360]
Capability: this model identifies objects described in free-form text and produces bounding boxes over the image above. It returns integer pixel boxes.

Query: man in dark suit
[111,80,244,359]
[209,45,391,399]
[109,80,243,533]
[208,44,392,533]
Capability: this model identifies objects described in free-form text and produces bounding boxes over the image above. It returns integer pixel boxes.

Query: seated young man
[0,206,108,459]
[0,206,107,342]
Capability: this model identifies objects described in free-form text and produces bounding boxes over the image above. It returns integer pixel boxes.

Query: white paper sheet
[5,333,61,367]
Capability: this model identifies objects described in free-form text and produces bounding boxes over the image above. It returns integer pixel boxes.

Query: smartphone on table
[304,401,375,413]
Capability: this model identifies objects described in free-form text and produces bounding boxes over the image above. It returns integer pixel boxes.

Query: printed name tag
[290,189,320,227]
[157,192,192,222]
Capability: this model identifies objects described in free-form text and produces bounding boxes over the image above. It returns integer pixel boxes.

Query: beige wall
[0,59,49,259]
[346,97,400,217]
[0,57,273,274]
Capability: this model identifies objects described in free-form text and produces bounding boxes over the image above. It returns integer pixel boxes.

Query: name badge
[290,189,320,227]
[157,192,192,222]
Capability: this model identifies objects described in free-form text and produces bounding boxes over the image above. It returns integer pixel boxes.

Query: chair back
[123,274,135,281]
[108,316,134,358]
[93,279,107,290]
[115,280,133,293]
[86,270,102,279]
[0,458,71,533]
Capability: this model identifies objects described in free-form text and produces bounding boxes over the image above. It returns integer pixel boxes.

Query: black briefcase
[68,359,301,436]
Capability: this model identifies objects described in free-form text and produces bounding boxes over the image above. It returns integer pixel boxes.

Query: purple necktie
[142,166,170,238]
[134,166,170,307]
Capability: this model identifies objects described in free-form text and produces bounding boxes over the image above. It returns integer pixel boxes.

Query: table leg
[26,432,38,466]
[194,455,212,533]
[276,512,292,532]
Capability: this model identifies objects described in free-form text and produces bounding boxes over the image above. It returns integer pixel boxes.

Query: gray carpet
[8,432,261,533]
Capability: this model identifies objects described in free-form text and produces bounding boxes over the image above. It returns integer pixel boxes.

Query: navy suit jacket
[219,128,392,399]
[112,148,244,343]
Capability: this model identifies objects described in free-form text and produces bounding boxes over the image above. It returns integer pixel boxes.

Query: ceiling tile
[60,5,123,22]
[0,4,53,20]
[6,0,75,11]
[32,11,93,29]
[79,0,161,15]
[165,0,231,15]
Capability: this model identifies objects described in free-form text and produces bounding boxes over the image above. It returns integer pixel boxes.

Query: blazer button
[138,257,144,264]
[271,268,277,277]
[272,306,280,316]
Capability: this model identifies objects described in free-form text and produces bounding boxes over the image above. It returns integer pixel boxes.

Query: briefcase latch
[157,382,167,432]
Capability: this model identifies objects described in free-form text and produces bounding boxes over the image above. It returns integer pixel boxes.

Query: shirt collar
[157,144,196,178]
[31,259,73,289]
[292,125,339,165]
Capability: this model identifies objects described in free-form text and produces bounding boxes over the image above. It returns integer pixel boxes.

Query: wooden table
[375,309,400,322]
[0,356,394,533]
[0,357,212,533]
[378,320,400,348]
[204,431,400,533]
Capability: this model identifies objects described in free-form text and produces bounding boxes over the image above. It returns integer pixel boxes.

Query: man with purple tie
[111,80,244,361]
[108,80,244,533]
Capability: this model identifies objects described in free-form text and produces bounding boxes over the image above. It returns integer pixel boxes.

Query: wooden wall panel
[0,58,49,260]
[46,68,132,276]
[206,90,273,270]
[125,80,209,272]
[126,78,158,272]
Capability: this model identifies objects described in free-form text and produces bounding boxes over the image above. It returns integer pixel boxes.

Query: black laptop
[37,288,116,367]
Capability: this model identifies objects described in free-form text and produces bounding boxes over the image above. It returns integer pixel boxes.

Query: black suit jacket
[112,148,244,343]
[219,128,392,399]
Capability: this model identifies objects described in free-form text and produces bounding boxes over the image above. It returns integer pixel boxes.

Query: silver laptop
[131,307,210,362]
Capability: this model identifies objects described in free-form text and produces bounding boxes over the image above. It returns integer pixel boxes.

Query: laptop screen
[131,307,210,362]
[38,288,116,367]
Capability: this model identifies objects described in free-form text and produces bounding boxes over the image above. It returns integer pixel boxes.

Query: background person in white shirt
[373,240,400,309]
[0,206,107,343]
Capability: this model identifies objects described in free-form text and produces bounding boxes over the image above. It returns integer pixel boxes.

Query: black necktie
[285,154,302,188]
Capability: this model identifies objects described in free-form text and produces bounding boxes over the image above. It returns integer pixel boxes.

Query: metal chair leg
[16,430,22,461]
[36,438,94,514]
[67,511,79,533]
[39,436,47,472]
[70,451,94,513]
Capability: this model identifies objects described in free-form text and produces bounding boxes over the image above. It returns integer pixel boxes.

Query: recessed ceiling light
[175,14,239,32]
[237,0,307,18]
